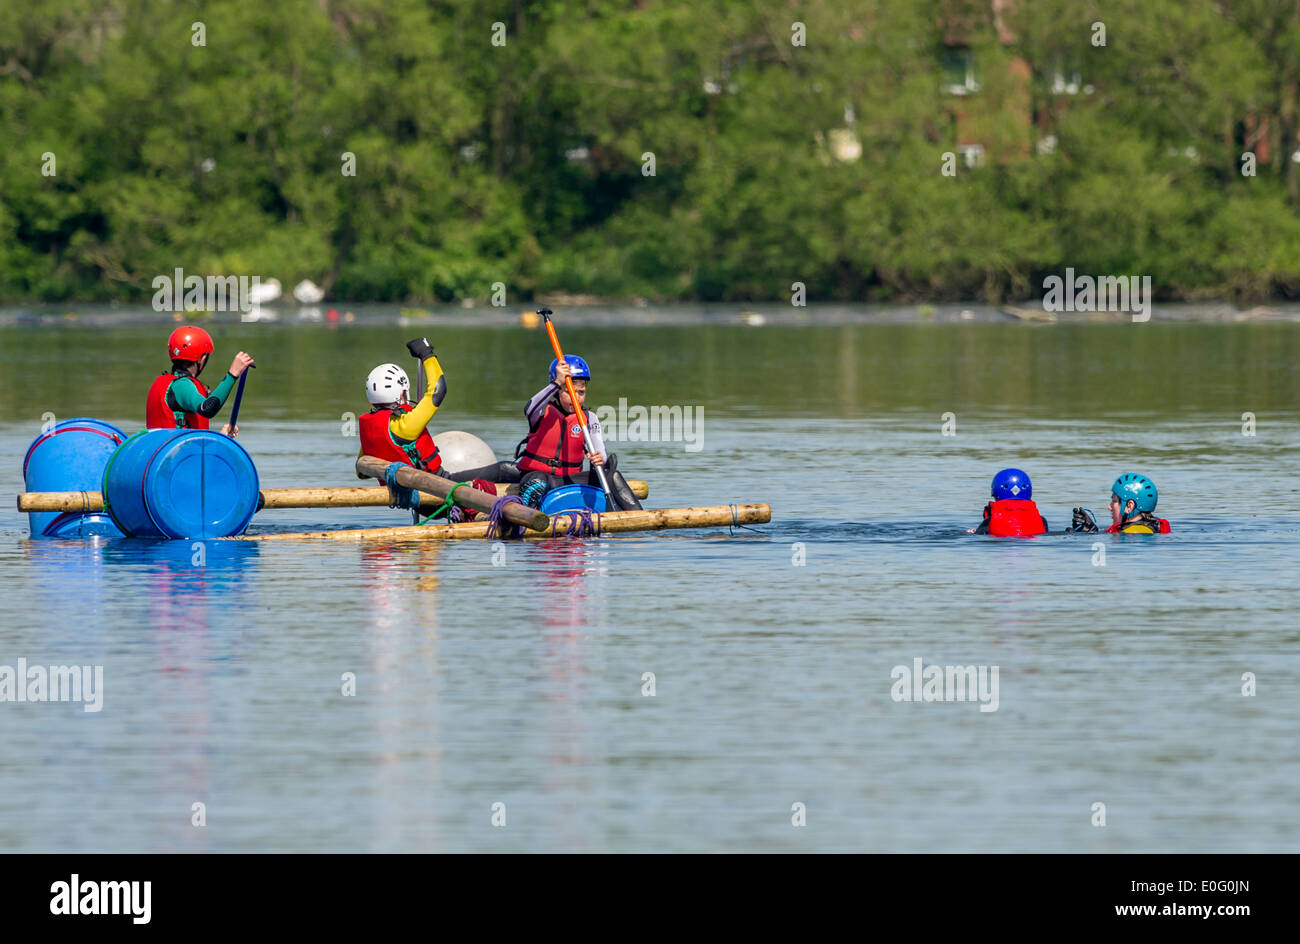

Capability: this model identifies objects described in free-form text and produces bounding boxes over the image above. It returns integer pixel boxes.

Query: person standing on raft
[515,355,643,511]
[968,468,1049,536]
[1070,473,1171,534]
[146,326,254,436]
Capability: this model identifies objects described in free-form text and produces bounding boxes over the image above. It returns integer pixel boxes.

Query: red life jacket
[986,499,1047,537]
[146,372,210,429]
[358,405,441,471]
[518,403,586,476]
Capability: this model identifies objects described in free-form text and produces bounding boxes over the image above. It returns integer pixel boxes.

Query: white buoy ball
[432,431,497,471]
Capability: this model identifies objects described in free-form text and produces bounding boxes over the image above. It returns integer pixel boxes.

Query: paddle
[228,364,255,430]
[537,307,614,504]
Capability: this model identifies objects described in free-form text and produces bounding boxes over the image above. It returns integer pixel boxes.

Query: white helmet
[366,363,411,405]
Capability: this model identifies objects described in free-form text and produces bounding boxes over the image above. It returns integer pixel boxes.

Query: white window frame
[942,48,980,96]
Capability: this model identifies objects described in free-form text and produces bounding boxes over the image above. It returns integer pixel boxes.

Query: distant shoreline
[3,301,1300,328]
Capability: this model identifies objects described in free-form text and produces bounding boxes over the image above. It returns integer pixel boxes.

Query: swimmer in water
[1069,473,1171,534]
[968,468,1049,536]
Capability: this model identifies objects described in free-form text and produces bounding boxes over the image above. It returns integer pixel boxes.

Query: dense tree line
[2,0,1298,304]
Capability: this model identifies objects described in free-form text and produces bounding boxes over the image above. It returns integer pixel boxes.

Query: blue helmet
[991,468,1032,501]
[549,354,591,382]
[1112,473,1157,513]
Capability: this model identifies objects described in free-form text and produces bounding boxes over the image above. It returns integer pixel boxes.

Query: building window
[1051,70,1080,95]
[942,47,979,95]
[958,143,984,167]
[1049,54,1092,95]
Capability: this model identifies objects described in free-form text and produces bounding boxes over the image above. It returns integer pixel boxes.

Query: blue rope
[485,495,526,540]
[383,462,419,510]
[728,503,764,535]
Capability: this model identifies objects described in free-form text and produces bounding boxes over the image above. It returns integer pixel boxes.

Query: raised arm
[391,348,446,441]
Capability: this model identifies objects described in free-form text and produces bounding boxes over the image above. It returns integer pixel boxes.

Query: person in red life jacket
[146,326,254,436]
[967,467,1049,536]
[1069,473,1171,534]
[358,338,446,472]
[514,355,644,511]
[357,338,497,519]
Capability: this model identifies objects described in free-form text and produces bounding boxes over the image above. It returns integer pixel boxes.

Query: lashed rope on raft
[382,464,477,525]
[419,482,470,525]
[485,495,526,539]
[728,502,765,535]
[383,462,419,510]
[551,508,601,538]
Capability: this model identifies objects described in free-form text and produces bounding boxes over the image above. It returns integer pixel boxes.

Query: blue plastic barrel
[539,483,607,515]
[102,429,260,539]
[22,418,128,538]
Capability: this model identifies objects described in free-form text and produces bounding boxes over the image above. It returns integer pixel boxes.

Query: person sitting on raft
[360,338,448,473]
[515,355,644,511]
[146,325,254,436]
[358,338,496,512]
[967,467,1049,536]
[1069,473,1171,534]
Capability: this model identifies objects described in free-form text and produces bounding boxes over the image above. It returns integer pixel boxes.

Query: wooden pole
[239,503,770,543]
[16,481,649,514]
[17,490,105,513]
[356,455,549,532]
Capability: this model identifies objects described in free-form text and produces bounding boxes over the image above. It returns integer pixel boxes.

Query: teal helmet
[1112,473,1157,514]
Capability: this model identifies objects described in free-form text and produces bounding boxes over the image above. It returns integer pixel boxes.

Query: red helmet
[167,326,214,363]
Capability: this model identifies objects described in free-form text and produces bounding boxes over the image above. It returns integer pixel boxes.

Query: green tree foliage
[1,0,1297,303]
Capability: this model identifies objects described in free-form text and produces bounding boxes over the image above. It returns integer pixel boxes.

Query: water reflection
[360,540,442,851]
[25,537,261,850]
[530,539,612,851]
[21,536,116,647]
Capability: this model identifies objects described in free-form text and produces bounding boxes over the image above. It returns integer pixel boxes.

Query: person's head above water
[365,363,411,409]
[1109,473,1157,525]
[551,354,591,412]
[991,468,1032,501]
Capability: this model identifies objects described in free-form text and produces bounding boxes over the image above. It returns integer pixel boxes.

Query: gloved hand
[406,337,435,360]
[1071,507,1099,533]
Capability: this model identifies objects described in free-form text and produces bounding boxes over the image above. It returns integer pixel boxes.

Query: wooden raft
[239,503,771,543]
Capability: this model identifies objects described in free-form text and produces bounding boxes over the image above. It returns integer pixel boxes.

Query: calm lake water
[1,305,1298,852]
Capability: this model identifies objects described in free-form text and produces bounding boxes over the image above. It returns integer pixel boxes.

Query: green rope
[418,482,471,525]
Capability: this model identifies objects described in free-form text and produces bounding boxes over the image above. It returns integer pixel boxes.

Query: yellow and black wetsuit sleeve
[390,356,446,442]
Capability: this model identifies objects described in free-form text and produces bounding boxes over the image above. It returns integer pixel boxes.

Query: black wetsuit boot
[518,470,555,507]
[518,455,643,511]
